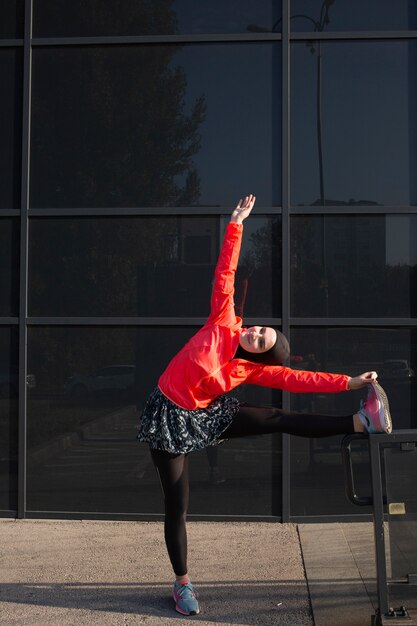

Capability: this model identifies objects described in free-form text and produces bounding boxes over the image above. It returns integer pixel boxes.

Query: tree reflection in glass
[31,43,206,208]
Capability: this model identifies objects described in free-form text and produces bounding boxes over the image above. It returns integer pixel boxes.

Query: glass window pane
[291,214,417,318]
[30,43,281,208]
[28,216,281,318]
[0,327,19,512]
[0,48,23,209]
[33,1,281,37]
[27,327,281,516]
[289,327,417,517]
[291,40,417,207]
[0,219,19,316]
[0,1,24,38]
[291,1,417,32]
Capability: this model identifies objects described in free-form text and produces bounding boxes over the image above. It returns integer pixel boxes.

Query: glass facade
[291,40,417,208]
[290,327,417,516]
[0,1,24,38]
[0,48,23,210]
[27,326,281,515]
[33,1,282,37]
[28,216,281,317]
[291,215,417,318]
[291,1,417,32]
[4,1,417,520]
[0,219,20,316]
[30,43,281,208]
[0,326,19,512]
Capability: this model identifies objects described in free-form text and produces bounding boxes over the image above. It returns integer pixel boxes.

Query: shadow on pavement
[0,579,313,624]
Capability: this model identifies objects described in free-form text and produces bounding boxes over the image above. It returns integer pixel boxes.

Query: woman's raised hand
[230,194,256,224]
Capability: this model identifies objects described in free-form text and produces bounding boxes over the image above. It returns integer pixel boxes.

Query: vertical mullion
[18,0,32,518]
[281,0,291,522]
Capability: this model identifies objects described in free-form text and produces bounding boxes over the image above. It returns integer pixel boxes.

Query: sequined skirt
[137,387,240,454]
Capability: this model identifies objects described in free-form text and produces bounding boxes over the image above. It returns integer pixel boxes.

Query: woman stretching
[138,194,392,617]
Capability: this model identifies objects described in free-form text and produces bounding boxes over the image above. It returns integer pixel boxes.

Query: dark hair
[234,329,290,365]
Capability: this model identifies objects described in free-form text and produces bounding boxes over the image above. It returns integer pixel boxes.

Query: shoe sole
[174,603,199,616]
[371,382,392,433]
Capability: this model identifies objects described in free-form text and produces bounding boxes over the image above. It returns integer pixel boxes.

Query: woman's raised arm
[207,195,256,325]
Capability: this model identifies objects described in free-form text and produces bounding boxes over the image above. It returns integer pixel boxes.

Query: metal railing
[342,430,417,625]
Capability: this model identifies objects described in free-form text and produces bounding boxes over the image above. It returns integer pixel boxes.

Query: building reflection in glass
[292,40,417,207]
[29,216,281,318]
[291,0,417,32]
[291,215,417,318]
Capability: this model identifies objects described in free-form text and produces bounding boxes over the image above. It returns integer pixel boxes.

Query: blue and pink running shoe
[173,579,200,616]
[357,382,392,434]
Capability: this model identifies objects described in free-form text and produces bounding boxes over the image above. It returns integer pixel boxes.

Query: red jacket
[158,222,350,409]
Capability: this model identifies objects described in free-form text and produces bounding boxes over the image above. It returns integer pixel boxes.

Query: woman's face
[239,326,277,354]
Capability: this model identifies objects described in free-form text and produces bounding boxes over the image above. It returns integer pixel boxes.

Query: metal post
[369,435,389,617]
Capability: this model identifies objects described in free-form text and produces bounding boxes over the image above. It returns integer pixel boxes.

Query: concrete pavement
[1,519,416,625]
[0,519,312,626]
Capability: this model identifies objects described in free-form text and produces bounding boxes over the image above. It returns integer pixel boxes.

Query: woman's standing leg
[150,449,199,616]
[150,449,189,576]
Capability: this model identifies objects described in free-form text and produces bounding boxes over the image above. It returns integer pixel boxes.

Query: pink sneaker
[358,382,392,433]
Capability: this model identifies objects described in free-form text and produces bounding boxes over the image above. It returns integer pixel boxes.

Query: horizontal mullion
[28,206,282,216]
[26,317,417,327]
[290,318,417,326]
[29,32,417,46]
[0,210,20,216]
[31,33,282,47]
[0,317,19,324]
[28,317,203,325]
[290,206,417,215]
[291,30,417,41]
[27,207,417,217]
[27,317,282,326]
[0,39,24,47]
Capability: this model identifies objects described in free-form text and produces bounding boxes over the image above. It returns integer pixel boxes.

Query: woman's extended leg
[222,404,356,439]
[150,449,189,576]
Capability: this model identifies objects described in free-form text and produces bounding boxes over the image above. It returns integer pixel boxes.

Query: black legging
[151,404,355,576]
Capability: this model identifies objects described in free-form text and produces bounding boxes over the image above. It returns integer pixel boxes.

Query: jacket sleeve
[207,222,243,326]
[245,364,350,393]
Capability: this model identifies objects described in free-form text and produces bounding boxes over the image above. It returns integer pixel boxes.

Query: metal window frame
[0,39,23,47]
[28,206,283,216]
[18,0,32,519]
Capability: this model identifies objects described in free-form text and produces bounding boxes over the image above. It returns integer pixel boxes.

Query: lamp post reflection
[290,4,335,366]
[248,1,334,365]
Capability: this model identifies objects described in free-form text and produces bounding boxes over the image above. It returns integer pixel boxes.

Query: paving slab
[299,522,417,626]
[299,522,375,626]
